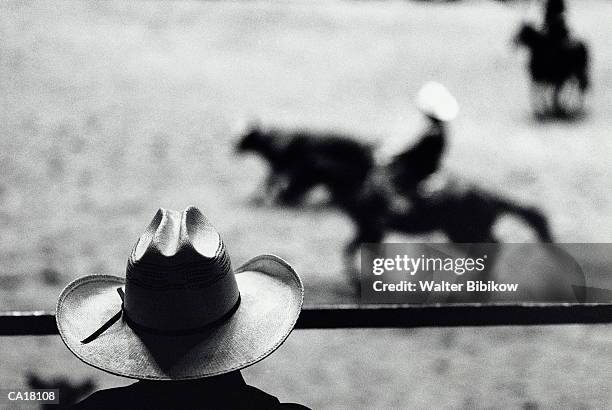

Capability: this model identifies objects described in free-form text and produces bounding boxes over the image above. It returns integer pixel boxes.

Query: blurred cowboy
[543,0,569,44]
[382,81,458,199]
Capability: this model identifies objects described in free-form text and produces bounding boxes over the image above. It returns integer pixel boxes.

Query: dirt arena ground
[1,0,611,408]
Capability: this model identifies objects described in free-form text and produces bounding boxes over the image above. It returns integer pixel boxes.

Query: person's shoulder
[71,382,311,410]
[70,385,133,409]
[242,385,311,410]
[279,404,312,409]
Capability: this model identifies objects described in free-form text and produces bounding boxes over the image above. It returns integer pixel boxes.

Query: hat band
[80,288,241,344]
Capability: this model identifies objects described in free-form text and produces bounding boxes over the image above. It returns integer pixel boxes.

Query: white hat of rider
[416,81,459,122]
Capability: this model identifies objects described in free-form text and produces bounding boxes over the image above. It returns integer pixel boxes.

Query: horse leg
[387,202,439,236]
[552,84,565,117]
[575,76,587,114]
[530,82,542,117]
[577,84,586,113]
[277,169,316,205]
[563,78,586,117]
[558,80,573,115]
[344,224,386,288]
[443,240,498,303]
[263,173,284,205]
[532,83,551,118]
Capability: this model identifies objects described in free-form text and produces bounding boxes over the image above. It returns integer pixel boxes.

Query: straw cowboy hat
[56,206,304,380]
[415,81,459,122]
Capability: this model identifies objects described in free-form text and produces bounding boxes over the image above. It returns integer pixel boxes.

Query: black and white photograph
[1,0,611,408]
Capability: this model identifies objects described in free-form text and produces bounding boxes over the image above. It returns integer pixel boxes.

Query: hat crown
[124,206,239,331]
[127,206,231,288]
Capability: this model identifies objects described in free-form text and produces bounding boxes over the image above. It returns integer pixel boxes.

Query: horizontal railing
[1,303,612,335]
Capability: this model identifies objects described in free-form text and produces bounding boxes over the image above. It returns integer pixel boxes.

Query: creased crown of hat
[123,206,239,332]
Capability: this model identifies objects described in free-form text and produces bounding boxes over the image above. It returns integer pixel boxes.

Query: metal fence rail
[2,303,612,336]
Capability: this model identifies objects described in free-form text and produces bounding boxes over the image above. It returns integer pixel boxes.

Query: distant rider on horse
[383,81,458,199]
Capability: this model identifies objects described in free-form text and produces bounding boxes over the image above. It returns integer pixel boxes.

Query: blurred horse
[514,23,590,117]
[340,174,553,271]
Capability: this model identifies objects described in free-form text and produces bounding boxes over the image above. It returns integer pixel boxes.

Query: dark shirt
[543,0,569,43]
[71,372,310,410]
[388,121,446,196]
[544,15,569,44]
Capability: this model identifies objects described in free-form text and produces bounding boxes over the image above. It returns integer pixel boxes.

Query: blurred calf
[236,124,374,206]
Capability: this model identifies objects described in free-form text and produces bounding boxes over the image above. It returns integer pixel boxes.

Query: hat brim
[56,255,303,380]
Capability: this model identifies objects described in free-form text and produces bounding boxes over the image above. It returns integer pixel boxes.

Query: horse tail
[496,200,554,242]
